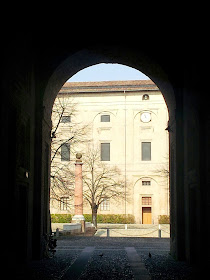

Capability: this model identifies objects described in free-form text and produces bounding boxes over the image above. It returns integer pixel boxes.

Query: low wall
[63,223,81,234]
[52,222,96,236]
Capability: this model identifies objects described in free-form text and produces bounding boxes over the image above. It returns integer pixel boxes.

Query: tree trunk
[92,203,98,228]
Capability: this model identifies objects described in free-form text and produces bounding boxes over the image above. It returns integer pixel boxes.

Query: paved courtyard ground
[15,236,195,279]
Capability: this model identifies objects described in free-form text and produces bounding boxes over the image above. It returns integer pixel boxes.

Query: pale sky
[68,63,149,82]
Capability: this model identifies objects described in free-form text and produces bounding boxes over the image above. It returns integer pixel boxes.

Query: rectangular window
[60,197,69,210]
[142,197,152,205]
[61,115,71,123]
[101,115,110,122]
[142,181,151,186]
[61,143,70,161]
[101,143,110,161]
[100,198,110,211]
[142,142,151,161]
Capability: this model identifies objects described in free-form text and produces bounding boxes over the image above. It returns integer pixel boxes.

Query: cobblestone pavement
[15,236,194,279]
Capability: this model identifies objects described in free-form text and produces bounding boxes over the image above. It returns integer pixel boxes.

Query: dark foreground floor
[14,236,194,279]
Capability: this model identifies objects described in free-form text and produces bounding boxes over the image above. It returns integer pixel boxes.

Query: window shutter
[61,143,70,161]
[101,115,110,122]
[142,142,151,161]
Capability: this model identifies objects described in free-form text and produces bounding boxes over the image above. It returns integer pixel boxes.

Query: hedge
[96,214,135,224]
[51,214,72,223]
[51,214,135,224]
[158,215,170,224]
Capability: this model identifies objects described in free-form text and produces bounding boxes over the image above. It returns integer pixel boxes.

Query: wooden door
[142,207,152,224]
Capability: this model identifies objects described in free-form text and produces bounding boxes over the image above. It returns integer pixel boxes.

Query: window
[100,198,110,211]
[142,197,152,205]
[61,115,71,123]
[60,197,69,210]
[101,143,110,161]
[101,115,110,122]
[142,94,149,100]
[142,142,151,161]
[61,143,70,161]
[142,181,151,186]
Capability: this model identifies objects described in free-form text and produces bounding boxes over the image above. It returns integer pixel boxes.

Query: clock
[141,112,151,123]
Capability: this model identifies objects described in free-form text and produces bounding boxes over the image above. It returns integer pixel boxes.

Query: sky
[68,63,149,82]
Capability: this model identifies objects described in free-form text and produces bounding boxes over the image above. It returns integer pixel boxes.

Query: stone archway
[2,27,209,275]
[42,46,177,256]
[43,47,175,123]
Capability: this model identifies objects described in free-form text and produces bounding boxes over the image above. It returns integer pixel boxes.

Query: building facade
[50,80,169,224]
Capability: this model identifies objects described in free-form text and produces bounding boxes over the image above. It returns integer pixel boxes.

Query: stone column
[72,153,85,232]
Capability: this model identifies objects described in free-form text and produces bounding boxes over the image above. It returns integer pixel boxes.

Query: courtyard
[15,236,194,279]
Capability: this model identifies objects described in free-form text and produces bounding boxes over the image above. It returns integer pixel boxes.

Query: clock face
[141,112,151,123]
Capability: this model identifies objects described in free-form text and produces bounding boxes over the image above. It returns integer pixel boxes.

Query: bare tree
[50,96,91,210]
[51,96,90,156]
[154,154,170,216]
[50,97,129,226]
[82,145,127,228]
[154,154,169,181]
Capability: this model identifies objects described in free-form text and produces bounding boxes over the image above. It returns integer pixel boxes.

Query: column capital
[75,161,83,165]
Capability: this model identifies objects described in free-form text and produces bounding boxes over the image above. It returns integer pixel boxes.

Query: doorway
[142,207,152,224]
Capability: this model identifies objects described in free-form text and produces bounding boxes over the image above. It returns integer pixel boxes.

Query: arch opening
[48,56,172,237]
[43,48,175,123]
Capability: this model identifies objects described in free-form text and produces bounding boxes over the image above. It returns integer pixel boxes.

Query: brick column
[72,153,85,231]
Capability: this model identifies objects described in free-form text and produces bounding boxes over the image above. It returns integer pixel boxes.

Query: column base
[72,214,85,222]
[72,215,85,232]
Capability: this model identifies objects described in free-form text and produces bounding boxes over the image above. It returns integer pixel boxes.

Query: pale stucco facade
[50,80,169,224]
